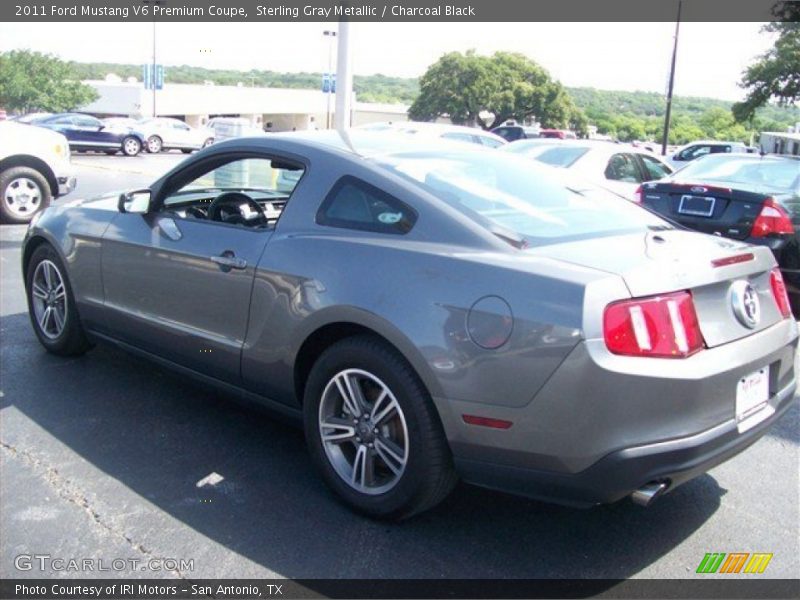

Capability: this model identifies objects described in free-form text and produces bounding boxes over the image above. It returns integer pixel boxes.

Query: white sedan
[357,122,507,149]
[136,118,214,154]
[503,139,674,201]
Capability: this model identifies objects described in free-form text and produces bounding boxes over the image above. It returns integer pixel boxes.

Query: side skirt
[87,330,303,427]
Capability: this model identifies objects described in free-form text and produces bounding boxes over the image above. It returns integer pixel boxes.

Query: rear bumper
[456,377,796,507]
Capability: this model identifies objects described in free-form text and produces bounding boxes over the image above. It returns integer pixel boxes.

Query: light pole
[661,0,682,156]
[152,18,157,117]
[324,30,336,129]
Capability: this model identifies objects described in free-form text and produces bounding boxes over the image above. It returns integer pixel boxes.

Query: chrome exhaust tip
[631,481,668,507]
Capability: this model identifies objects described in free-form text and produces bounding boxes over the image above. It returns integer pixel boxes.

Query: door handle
[210,251,247,270]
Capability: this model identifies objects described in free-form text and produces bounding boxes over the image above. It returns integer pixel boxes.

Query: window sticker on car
[378,212,403,224]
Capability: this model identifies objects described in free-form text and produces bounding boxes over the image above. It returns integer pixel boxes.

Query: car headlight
[53,143,66,158]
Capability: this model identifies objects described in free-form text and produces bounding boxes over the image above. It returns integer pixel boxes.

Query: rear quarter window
[317,176,417,235]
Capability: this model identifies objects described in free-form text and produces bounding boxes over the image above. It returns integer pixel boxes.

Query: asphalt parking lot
[0,152,798,581]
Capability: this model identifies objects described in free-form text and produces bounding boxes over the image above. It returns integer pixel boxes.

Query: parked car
[539,129,577,140]
[30,113,145,156]
[666,140,750,168]
[504,139,674,201]
[357,122,507,148]
[490,124,541,142]
[22,132,797,519]
[136,117,214,154]
[0,121,76,223]
[637,154,800,314]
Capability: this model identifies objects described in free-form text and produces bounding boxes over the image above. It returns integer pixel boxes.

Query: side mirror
[118,189,152,214]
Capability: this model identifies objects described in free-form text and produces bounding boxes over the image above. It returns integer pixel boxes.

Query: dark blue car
[31,113,145,156]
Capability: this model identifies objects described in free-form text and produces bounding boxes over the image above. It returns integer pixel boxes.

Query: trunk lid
[528,229,783,347]
[640,180,797,239]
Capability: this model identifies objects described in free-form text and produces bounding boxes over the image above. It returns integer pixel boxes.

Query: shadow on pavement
[0,310,725,579]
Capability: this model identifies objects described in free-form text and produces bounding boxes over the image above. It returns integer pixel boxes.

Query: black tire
[146,135,163,153]
[0,166,52,224]
[121,136,142,157]
[105,150,118,156]
[303,335,457,520]
[202,138,214,148]
[181,149,193,154]
[25,244,92,356]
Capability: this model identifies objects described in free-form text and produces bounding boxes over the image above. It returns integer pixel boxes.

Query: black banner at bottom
[1,579,799,599]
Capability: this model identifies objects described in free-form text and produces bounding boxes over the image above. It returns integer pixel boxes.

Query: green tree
[732,20,800,122]
[0,50,98,113]
[409,50,586,130]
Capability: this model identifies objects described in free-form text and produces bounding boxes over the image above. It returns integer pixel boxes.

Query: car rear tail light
[632,185,643,203]
[770,268,792,319]
[604,291,705,358]
[752,198,794,237]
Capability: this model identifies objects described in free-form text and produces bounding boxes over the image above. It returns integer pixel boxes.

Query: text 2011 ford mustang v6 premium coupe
[22,131,798,519]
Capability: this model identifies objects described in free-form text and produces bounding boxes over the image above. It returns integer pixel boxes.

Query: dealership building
[79,79,410,131]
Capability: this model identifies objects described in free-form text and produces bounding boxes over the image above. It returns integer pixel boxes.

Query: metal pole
[334,22,352,132]
[324,30,336,129]
[661,0,682,156]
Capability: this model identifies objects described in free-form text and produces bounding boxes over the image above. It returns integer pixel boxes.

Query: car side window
[640,155,672,180]
[75,116,99,127]
[442,132,480,145]
[317,176,417,235]
[161,156,305,229]
[51,116,76,125]
[479,136,504,149]
[681,145,711,160]
[604,153,643,183]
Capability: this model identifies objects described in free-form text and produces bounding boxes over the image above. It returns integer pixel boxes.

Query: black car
[31,113,145,156]
[490,124,541,142]
[637,154,800,314]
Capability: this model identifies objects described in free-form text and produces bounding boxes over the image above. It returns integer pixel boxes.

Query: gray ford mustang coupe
[22,131,798,519]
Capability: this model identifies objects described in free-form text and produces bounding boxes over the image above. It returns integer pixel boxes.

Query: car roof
[355,121,505,141]
[266,129,495,158]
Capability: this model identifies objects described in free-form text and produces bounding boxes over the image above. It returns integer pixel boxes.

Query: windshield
[373,150,669,244]
[676,155,800,190]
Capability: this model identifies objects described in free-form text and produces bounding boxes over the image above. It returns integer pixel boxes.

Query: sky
[0,21,774,101]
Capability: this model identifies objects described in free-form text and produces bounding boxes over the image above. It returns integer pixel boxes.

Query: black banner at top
[2,0,800,22]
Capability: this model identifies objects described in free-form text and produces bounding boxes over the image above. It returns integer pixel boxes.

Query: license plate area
[735,367,773,433]
[678,194,716,217]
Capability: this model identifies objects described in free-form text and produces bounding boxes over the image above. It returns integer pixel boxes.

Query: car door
[167,121,194,148]
[637,153,673,182]
[73,115,120,150]
[602,152,646,198]
[100,153,297,384]
[43,115,80,144]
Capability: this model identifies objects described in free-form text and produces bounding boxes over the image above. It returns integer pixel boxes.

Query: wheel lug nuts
[373,428,378,434]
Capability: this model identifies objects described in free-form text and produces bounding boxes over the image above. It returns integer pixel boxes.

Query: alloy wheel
[318,369,409,495]
[31,259,67,340]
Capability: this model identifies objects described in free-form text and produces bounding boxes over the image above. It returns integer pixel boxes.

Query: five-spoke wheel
[304,335,457,520]
[30,259,67,340]
[319,369,409,495]
[25,244,91,356]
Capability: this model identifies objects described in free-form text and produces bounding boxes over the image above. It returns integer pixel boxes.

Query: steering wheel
[207,192,267,226]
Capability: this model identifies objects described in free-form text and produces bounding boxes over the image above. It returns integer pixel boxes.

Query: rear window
[534,146,590,168]
[374,150,668,245]
[676,156,800,190]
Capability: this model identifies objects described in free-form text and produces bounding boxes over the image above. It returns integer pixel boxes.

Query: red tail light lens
[752,198,794,237]
[604,291,705,358]
[770,268,792,319]
[632,185,643,204]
